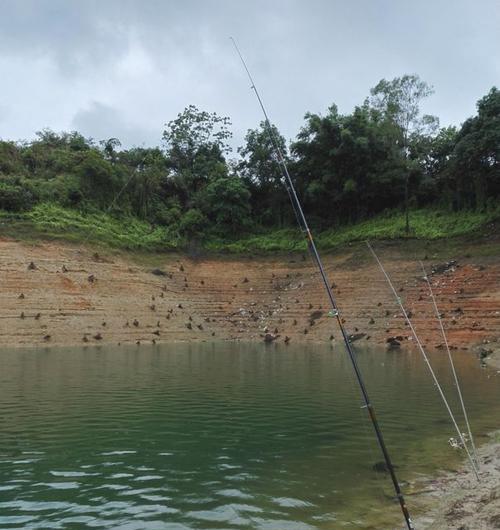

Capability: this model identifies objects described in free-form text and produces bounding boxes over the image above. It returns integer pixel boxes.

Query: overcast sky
[0,0,498,151]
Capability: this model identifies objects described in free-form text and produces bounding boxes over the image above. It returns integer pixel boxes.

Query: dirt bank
[0,237,498,350]
[407,431,500,530]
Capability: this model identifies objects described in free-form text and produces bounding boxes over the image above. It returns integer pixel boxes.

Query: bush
[178,208,207,237]
[0,181,34,211]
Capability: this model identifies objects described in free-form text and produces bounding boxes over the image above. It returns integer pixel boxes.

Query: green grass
[0,203,498,254]
[0,203,180,251]
[206,207,500,253]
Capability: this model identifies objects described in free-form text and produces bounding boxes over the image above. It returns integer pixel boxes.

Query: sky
[0,0,498,152]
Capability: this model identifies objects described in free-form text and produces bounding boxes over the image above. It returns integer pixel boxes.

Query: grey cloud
[72,101,159,147]
[0,0,498,149]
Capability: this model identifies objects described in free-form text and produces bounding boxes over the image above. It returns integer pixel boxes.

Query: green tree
[199,175,251,234]
[238,122,288,226]
[370,74,438,232]
[163,105,232,199]
[292,103,406,225]
[448,87,500,209]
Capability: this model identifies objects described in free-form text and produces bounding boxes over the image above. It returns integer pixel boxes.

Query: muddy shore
[408,431,500,530]
[0,238,498,351]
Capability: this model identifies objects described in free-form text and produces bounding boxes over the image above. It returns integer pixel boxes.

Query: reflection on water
[0,342,498,529]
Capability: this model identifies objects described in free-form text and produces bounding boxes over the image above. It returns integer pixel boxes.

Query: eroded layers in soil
[0,239,498,351]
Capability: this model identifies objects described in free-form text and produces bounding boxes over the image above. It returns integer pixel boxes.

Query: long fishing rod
[366,241,479,480]
[230,37,415,530]
[419,260,479,468]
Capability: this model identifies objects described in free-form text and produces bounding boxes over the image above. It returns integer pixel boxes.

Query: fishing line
[366,241,479,479]
[419,260,479,469]
[231,37,415,530]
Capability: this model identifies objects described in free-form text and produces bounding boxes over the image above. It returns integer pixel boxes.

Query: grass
[0,203,498,254]
[206,207,500,253]
[0,203,180,251]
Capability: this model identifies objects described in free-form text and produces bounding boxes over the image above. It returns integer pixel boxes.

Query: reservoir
[0,343,498,529]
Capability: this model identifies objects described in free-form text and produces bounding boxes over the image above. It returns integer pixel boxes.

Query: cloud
[72,101,157,147]
[0,0,498,149]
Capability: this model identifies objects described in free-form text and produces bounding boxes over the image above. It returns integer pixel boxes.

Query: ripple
[0,343,498,530]
[273,497,315,508]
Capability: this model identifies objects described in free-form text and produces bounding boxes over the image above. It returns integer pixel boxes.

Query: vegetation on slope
[0,75,498,251]
[1,203,497,253]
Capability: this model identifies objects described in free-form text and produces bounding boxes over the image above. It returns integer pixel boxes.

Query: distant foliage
[0,80,498,248]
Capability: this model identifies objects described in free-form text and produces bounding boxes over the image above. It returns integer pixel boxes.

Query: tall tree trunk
[404,174,410,234]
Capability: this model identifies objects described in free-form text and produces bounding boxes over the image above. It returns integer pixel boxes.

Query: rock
[386,337,401,349]
[264,333,277,343]
[349,333,366,342]
[431,260,458,275]
[478,348,493,359]
[309,310,324,321]
[151,268,167,276]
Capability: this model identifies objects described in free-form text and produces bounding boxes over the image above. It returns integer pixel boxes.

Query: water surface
[0,342,499,529]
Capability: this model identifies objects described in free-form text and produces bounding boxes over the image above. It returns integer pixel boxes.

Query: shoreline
[409,430,500,530]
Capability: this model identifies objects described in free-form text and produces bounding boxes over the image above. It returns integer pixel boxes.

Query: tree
[238,122,288,226]
[448,87,500,209]
[199,175,251,234]
[291,103,406,225]
[163,105,232,198]
[370,75,438,232]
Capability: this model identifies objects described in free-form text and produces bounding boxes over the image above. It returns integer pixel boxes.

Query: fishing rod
[419,260,479,469]
[366,241,479,480]
[230,37,415,530]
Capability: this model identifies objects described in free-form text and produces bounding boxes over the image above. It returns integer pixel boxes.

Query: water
[0,343,499,529]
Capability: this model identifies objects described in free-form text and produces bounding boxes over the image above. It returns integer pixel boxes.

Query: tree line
[0,75,498,240]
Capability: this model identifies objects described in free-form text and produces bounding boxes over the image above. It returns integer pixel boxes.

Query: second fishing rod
[230,38,415,530]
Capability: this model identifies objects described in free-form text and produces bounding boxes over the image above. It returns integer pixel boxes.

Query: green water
[0,343,499,529]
